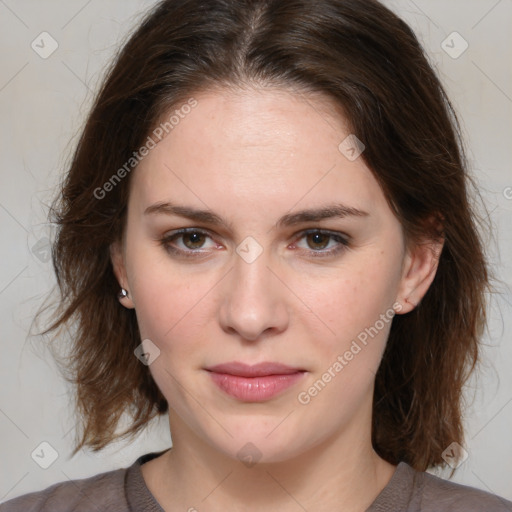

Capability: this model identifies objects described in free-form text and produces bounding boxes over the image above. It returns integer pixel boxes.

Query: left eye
[177,231,211,249]
[294,230,349,253]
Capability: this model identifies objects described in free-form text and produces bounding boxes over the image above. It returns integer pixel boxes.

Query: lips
[205,361,306,402]
[206,361,304,377]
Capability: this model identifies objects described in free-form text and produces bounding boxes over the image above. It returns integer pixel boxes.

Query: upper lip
[206,362,305,377]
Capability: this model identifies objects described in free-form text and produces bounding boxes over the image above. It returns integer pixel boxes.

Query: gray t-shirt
[1,449,511,511]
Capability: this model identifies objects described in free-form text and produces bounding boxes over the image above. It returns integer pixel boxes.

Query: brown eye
[160,228,217,257]
[293,229,350,257]
[306,232,330,250]
[182,231,207,249]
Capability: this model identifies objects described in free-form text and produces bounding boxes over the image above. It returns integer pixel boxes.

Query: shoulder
[369,462,512,512]
[0,466,128,512]
[415,467,512,511]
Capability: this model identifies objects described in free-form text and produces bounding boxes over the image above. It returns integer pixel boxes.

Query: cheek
[130,267,214,407]
[127,247,218,358]
[298,256,401,348]
[133,275,211,344]
[297,273,398,409]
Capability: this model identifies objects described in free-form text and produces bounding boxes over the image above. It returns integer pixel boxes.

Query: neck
[142,408,396,511]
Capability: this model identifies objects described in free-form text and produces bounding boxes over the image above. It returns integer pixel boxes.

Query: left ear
[110,239,135,309]
[395,228,444,314]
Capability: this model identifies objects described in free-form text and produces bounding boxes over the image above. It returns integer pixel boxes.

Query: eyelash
[159,228,350,259]
[160,228,220,259]
[293,229,350,258]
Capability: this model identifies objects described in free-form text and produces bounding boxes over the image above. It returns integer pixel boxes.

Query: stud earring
[118,288,129,299]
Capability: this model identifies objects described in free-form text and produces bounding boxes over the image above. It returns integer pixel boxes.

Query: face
[112,87,437,464]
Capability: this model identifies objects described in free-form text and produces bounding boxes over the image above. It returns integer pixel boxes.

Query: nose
[218,250,289,342]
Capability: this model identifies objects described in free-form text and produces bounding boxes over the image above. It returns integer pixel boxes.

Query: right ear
[110,240,135,309]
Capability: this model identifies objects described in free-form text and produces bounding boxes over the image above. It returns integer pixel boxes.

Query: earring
[118,288,129,299]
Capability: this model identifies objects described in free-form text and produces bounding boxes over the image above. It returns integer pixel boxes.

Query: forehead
[130,86,387,218]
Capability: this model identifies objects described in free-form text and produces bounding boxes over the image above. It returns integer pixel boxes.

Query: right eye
[159,228,222,258]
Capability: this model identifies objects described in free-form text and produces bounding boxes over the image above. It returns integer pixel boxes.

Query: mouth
[205,361,307,402]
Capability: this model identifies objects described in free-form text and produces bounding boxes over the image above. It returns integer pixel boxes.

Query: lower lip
[208,371,305,402]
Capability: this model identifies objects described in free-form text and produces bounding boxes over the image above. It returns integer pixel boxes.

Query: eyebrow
[144,201,369,228]
[144,202,231,228]
[276,204,369,227]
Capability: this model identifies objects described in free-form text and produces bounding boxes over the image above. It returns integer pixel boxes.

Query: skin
[111,86,442,511]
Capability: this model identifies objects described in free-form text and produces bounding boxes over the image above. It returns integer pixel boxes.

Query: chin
[207,427,308,466]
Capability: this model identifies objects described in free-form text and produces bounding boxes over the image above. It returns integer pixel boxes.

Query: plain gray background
[1,0,511,504]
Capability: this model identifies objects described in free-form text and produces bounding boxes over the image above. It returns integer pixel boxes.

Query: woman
[2,0,511,510]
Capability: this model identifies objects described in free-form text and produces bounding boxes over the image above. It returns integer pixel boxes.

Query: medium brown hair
[38,0,489,471]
